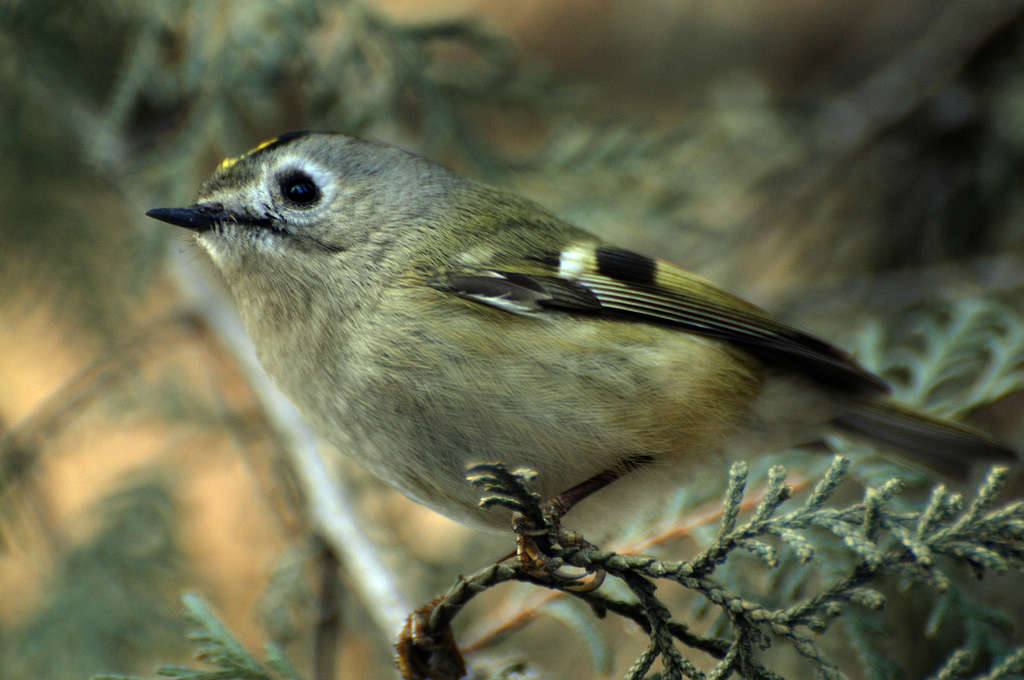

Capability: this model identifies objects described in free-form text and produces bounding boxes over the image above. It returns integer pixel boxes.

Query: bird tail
[832,402,1017,478]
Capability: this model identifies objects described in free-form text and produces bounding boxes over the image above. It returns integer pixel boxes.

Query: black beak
[145,205,228,233]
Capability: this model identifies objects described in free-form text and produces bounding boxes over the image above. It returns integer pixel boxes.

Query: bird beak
[145,204,229,233]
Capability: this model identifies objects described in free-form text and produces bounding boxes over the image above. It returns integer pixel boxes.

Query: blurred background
[2,1,1024,678]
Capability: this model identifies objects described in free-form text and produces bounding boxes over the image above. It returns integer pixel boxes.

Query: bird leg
[541,455,653,524]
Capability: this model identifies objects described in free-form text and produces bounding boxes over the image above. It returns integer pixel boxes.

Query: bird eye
[279,171,320,207]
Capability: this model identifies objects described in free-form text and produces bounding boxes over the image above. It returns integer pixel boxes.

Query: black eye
[279,171,320,206]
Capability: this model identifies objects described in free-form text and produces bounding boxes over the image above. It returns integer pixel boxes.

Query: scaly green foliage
[847,298,1024,417]
[458,459,1024,680]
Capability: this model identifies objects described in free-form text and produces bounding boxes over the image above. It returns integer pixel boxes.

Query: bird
[146,131,1017,535]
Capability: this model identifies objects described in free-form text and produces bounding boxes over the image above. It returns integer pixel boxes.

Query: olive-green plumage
[147,132,1015,532]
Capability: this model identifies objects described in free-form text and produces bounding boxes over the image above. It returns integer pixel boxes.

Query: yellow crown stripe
[217,136,282,171]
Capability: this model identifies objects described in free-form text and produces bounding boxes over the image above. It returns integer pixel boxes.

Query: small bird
[147,131,1016,533]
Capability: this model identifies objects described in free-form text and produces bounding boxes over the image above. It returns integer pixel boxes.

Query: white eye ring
[271,156,331,210]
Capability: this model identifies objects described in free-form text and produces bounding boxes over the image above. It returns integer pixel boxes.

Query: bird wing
[436,243,889,396]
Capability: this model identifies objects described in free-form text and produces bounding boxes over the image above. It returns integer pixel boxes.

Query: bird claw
[469,462,607,592]
[514,523,607,592]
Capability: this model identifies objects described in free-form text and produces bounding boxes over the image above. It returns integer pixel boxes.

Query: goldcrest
[147,132,1016,532]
